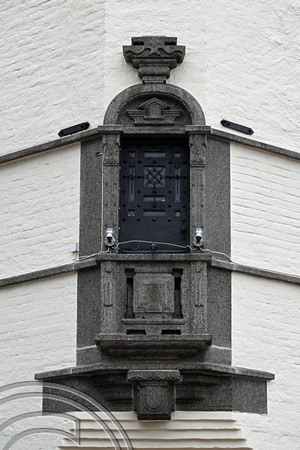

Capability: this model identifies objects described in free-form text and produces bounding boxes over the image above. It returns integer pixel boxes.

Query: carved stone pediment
[127,97,182,125]
[123,36,185,83]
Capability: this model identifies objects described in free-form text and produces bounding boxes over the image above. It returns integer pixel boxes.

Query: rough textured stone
[70,41,269,418]
[123,36,185,84]
[127,370,180,419]
[205,137,231,256]
[104,83,205,125]
[40,366,271,415]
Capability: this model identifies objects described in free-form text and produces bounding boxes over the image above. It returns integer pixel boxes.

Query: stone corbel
[127,370,181,420]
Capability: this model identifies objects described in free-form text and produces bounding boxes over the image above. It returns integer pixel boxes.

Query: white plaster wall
[1,0,299,154]
[0,274,77,450]
[0,1,299,448]
[231,143,300,276]
[204,0,300,151]
[0,144,80,278]
[58,411,252,449]
[0,0,105,156]
[232,273,300,450]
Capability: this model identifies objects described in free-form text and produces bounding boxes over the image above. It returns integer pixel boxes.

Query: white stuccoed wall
[1,0,299,154]
[0,143,80,278]
[231,143,300,275]
[0,276,77,382]
[231,144,300,448]
[1,1,299,448]
[232,273,300,450]
[0,1,105,156]
[0,274,77,450]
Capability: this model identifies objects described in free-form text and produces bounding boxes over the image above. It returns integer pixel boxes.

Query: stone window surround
[37,77,272,419]
[77,80,232,368]
[31,35,275,419]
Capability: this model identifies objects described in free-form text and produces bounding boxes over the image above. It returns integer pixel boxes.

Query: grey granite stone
[127,370,181,382]
[40,366,272,415]
[0,259,97,288]
[123,36,185,84]
[104,84,205,126]
[232,377,268,414]
[1,126,299,167]
[77,265,103,353]
[79,138,103,256]
[36,37,275,419]
[36,362,274,381]
[206,267,231,352]
[204,137,231,256]
[211,258,300,285]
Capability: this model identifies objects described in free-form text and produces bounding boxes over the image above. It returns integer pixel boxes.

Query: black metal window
[119,138,189,253]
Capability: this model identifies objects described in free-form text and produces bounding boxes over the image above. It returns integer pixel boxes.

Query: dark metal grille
[119,138,189,253]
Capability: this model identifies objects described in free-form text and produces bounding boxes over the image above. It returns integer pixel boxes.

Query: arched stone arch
[104,83,205,126]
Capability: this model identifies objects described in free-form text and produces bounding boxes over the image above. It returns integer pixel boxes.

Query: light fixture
[58,122,90,137]
[221,119,253,135]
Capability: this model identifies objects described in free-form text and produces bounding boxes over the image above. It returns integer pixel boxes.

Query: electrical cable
[199,247,232,261]
[98,152,104,254]
[75,240,300,280]
[73,149,300,279]
[113,239,197,251]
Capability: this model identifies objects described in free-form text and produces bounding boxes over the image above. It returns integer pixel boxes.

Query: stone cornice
[1,255,299,289]
[1,125,299,166]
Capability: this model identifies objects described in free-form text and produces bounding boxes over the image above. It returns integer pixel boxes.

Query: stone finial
[123,36,185,84]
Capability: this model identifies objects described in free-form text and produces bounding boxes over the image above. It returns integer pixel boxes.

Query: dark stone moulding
[35,362,275,381]
[37,364,274,417]
[1,124,299,166]
[1,255,299,289]
[0,259,97,288]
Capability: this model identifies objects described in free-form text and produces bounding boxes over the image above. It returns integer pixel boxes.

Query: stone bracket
[127,370,181,420]
[123,36,185,83]
[36,364,274,418]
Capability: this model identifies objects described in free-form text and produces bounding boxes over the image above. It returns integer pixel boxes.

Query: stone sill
[95,333,212,355]
[122,318,185,325]
[95,252,213,263]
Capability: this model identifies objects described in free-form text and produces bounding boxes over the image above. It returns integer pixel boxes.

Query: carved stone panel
[128,369,180,420]
[133,270,174,320]
[118,94,191,126]
[127,97,182,125]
